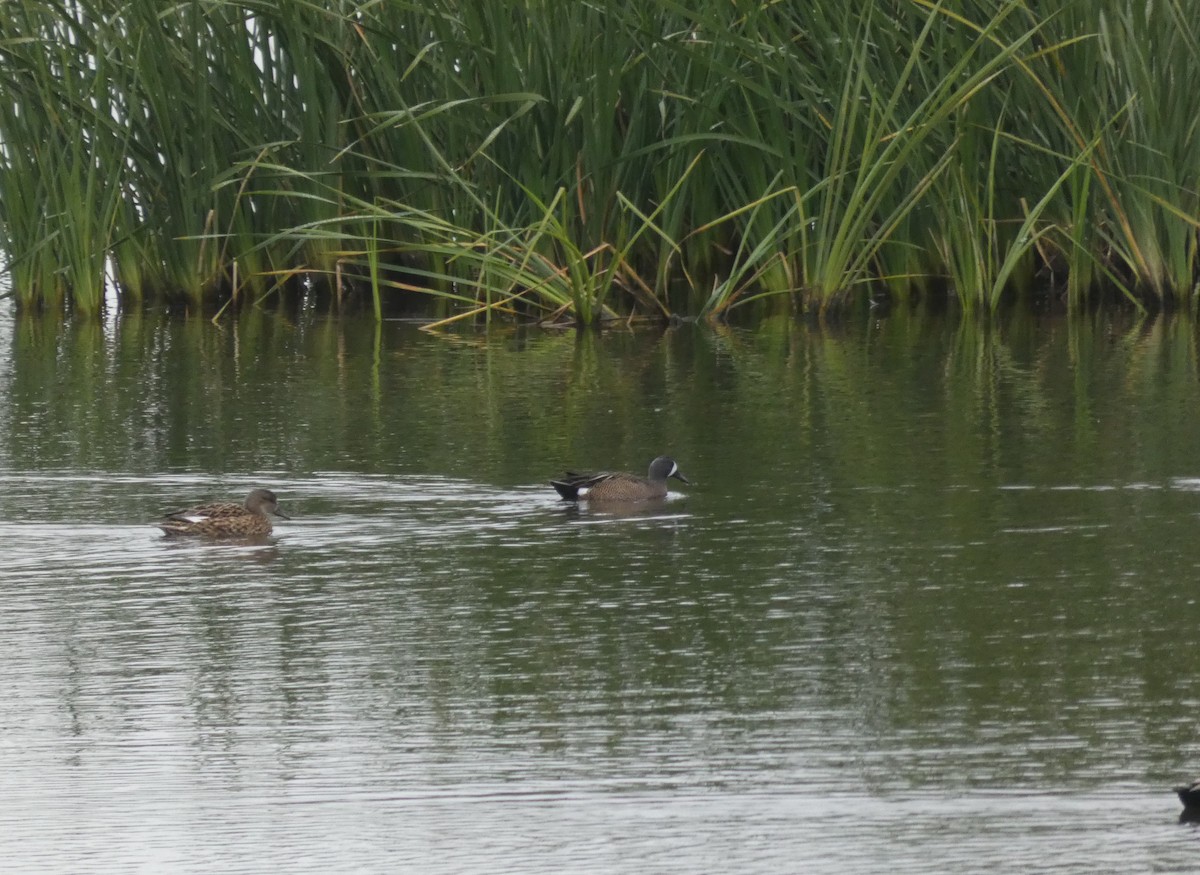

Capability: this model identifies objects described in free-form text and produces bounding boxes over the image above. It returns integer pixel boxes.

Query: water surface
[2,306,1200,872]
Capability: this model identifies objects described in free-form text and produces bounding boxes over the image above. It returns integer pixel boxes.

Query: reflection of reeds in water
[0,303,1181,484]
[4,3,1200,319]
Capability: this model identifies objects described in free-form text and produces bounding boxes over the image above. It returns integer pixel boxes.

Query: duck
[551,456,690,502]
[1176,778,1200,810]
[156,488,289,538]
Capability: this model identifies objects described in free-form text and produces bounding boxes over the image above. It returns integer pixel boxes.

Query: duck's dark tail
[550,479,580,500]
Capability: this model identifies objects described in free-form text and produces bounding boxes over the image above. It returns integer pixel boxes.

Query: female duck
[156,488,289,538]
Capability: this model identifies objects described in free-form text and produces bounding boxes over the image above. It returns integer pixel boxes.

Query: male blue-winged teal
[551,456,690,502]
[156,488,289,537]
[1176,779,1200,809]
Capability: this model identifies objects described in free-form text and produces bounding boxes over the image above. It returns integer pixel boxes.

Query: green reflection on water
[6,306,1197,482]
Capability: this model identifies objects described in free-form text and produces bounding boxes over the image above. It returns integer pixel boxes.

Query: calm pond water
[3,303,1200,873]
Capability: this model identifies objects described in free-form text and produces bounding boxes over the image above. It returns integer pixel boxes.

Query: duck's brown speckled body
[156,488,289,538]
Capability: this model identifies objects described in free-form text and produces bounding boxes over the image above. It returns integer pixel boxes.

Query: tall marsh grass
[1,0,1199,321]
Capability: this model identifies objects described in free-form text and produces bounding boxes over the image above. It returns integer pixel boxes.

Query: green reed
[3,0,1200,321]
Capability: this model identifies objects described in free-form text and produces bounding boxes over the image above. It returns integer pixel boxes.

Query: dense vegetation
[1,1,1197,322]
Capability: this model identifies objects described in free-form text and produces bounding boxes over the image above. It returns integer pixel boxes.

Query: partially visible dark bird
[1176,779,1200,810]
